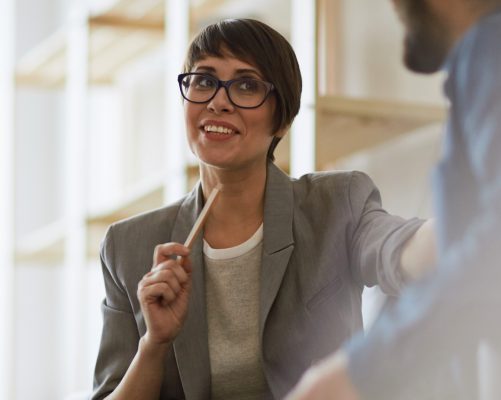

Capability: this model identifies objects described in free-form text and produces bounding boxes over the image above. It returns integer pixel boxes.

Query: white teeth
[204,125,234,135]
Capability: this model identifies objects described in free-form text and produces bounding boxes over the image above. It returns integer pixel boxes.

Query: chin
[403,35,447,74]
[199,157,233,170]
[404,52,444,74]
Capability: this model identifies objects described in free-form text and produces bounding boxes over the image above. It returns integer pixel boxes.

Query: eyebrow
[194,66,262,77]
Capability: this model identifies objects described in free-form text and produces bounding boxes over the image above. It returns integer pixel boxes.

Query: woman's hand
[137,243,192,347]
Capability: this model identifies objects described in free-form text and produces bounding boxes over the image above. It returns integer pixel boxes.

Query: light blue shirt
[346,7,501,400]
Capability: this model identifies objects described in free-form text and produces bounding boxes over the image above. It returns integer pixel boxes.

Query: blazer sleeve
[348,171,424,296]
[91,225,140,400]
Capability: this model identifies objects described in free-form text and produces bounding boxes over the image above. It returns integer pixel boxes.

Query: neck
[199,160,268,248]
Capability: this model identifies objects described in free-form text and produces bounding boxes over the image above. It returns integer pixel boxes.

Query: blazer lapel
[260,162,295,336]
[171,183,211,400]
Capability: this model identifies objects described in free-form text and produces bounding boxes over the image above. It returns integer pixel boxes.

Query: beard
[398,0,451,73]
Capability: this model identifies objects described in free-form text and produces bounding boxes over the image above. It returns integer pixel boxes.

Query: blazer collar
[170,162,295,398]
[260,162,295,335]
[171,183,211,400]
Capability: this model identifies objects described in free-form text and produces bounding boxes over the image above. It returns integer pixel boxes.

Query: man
[287,0,501,398]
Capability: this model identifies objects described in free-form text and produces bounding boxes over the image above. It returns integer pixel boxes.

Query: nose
[207,86,234,114]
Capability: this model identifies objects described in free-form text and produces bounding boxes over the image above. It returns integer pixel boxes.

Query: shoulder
[459,10,501,60]
[291,170,379,212]
[100,197,186,259]
[293,169,376,196]
[447,10,501,141]
[452,10,501,98]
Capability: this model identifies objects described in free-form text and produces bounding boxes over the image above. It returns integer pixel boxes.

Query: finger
[144,261,190,287]
[141,269,184,294]
[176,255,193,273]
[138,282,177,305]
[151,259,177,274]
[151,260,189,283]
[153,243,190,267]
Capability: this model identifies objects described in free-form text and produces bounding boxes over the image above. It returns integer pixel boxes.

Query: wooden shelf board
[89,15,164,32]
[316,96,446,169]
[317,95,446,122]
[15,220,66,265]
[101,0,164,22]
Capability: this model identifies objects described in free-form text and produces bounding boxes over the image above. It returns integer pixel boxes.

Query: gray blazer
[92,162,423,399]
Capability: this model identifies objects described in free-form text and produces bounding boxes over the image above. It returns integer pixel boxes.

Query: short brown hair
[183,19,302,160]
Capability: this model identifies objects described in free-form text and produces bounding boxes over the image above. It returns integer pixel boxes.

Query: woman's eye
[237,79,258,92]
[194,76,215,89]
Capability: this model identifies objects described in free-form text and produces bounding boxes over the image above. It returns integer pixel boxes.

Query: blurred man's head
[392,0,501,73]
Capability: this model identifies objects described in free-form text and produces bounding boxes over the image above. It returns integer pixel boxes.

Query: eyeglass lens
[181,74,271,108]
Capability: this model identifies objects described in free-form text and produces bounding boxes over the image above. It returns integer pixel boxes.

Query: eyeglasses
[177,73,274,109]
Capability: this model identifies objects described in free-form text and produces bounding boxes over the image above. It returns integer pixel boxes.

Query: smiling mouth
[203,125,237,135]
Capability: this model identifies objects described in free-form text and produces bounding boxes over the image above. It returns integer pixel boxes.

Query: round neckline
[203,223,264,260]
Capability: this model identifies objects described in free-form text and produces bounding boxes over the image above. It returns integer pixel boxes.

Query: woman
[92,18,435,400]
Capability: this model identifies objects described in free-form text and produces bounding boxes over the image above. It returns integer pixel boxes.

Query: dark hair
[183,19,302,160]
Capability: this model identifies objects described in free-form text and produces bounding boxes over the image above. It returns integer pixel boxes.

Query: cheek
[249,113,274,139]
[184,103,193,125]
[184,103,200,132]
[254,100,277,136]
[184,104,201,151]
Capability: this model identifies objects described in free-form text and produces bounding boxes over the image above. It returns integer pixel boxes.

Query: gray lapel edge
[172,182,211,400]
[260,162,295,335]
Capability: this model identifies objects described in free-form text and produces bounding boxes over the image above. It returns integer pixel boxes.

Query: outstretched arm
[399,219,436,282]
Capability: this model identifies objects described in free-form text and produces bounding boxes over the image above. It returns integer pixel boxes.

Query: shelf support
[62,4,90,394]
[89,14,165,32]
[163,0,190,202]
[0,0,16,397]
[290,0,317,176]
[317,0,344,96]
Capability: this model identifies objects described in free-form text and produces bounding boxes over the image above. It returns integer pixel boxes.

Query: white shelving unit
[14,0,169,266]
[11,0,187,397]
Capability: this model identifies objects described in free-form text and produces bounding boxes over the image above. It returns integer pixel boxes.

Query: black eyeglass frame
[177,72,275,109]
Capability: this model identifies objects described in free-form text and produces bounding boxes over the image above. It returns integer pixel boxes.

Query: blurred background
[0,0,446,398]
